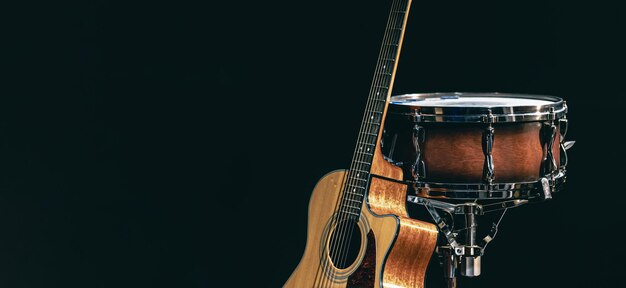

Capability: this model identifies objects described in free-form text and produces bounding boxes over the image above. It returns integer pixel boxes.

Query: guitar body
[285,151,438,288]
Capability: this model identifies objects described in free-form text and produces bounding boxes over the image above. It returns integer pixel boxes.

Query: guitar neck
[353,0,412,170]
[339,0,413,218]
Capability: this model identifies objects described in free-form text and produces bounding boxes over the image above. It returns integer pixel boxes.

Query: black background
[2,0,625,287]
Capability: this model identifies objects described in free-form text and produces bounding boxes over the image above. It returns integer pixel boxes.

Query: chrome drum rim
[389,92,567,123]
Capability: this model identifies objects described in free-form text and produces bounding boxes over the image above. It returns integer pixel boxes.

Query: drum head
[389,92,566,123]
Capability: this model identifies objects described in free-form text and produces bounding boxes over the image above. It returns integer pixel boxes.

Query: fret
[365,110,383,114]
[363,121,380,125]
[347,184,366,190]
[389,22,405,29]
[340,210,360,217]
[343,215,359,221]
[349,169,370,177]
[366,125,380,134]
[348,169,370,177]
[357,142,375,146]
[377,72,393,76]
[357,145,374,153]
[391,10,406,14]
[342,204,361,210]
[384,43,399,47]
[354,160,370,165]
[344,198,362,204]
[386,34,402,43]
[358,151,373,156]
[348,169,369,178]
[346,191,363,197]
[360,136,376,143]
[373,85,389,89]
[361,132,377,136]
[381,57,396,62]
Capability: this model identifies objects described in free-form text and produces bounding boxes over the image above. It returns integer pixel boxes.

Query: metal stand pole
[440,246,458,288]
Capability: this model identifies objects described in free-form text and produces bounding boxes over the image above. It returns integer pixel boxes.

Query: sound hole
[328,220,362,269]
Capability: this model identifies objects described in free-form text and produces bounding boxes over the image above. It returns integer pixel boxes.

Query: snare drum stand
[407,181,553,288]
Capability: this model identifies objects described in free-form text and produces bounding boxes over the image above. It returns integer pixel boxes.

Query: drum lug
[481,109,497,123]
[412,124,426,180]
[558,117,575,168]
[411,109,422,122]
[482,118,495,184]
[544,117,558,175]
[559,117,568,139]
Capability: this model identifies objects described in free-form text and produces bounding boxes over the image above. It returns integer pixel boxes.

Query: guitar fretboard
[339,0,412,221]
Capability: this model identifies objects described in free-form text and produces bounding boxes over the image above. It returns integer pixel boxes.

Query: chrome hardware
[481,208,507,250]
[439,247,458,288]
[408,170,565,286]
[411,123,426,179]
[482,119,495,183]
[541,120,558,176]
[546,118,558,174]
[559,116,575,167]
[407,197,523,282]
[389,92,568,123]
[409,195,457,213]
[412,109,422,122]
[461,205,480,277]
[414,169,566,200]
[481,109,497,123]
[559,117,568,139]
[482,199,527,213]
[408,196,460,250]
[461,255,481,277]
[540,177,552,200]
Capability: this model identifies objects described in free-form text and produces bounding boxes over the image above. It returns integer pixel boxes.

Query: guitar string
[330,0,405,282]
[317,0,402,283]
[329,0,402,277]
[332,1,402,272]
[334,0,407,274]
[312,171,348,287]
[324,0,407,285]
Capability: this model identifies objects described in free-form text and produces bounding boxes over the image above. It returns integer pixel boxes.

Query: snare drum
[381,92,571,199]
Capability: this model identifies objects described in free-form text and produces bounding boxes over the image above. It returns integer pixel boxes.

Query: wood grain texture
[383,218,438,287]
[368,176,438,288]
[285,171,438,288]
[372,145,404,181]
[368,177,409,217]
[421,122,553,183]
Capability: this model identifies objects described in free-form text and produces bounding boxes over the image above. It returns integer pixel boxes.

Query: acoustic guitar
[285,0,438,287]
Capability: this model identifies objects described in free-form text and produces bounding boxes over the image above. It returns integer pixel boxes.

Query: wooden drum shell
[381,93,565,185]
[420,122,559,183]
